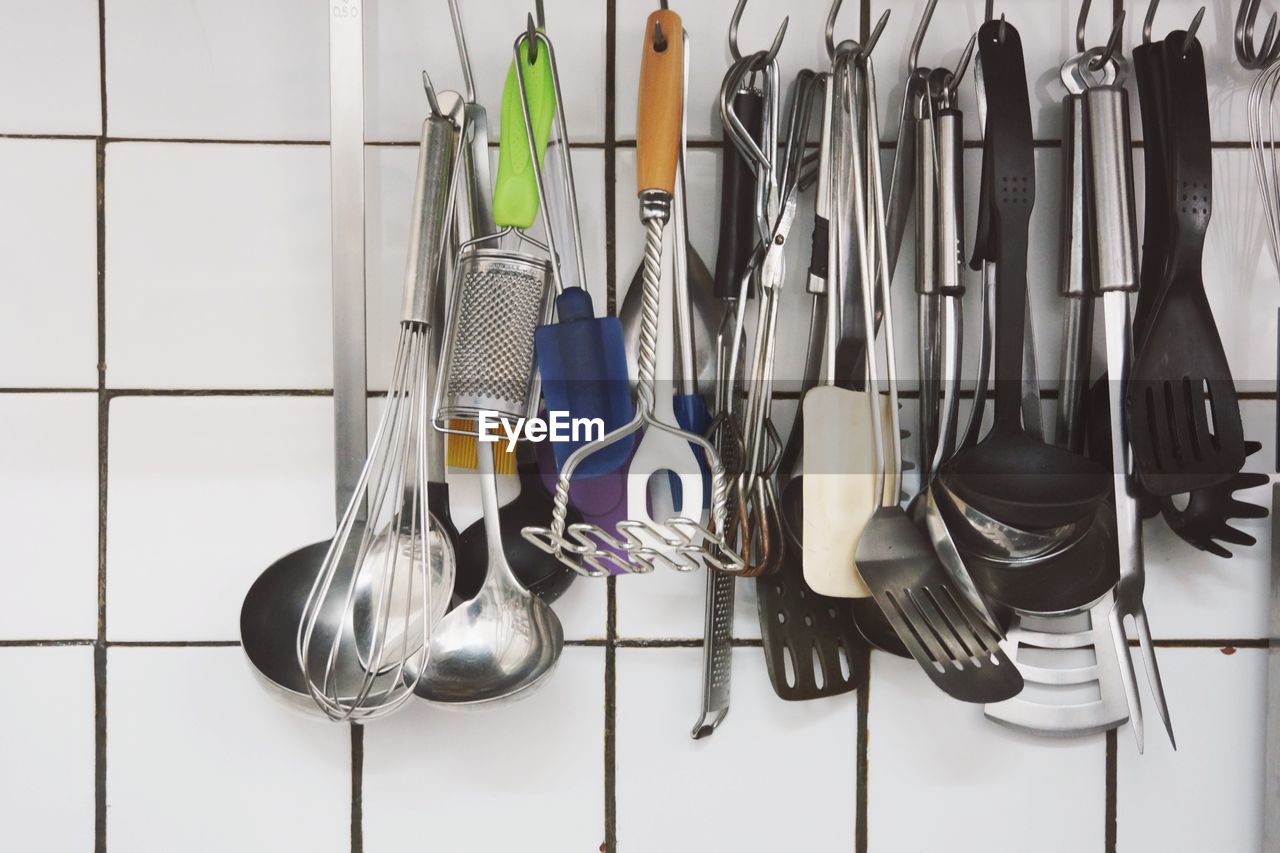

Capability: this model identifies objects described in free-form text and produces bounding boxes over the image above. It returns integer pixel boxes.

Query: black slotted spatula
[1125,35,1245,496]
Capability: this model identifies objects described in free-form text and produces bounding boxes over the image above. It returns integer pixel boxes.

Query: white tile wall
[0,647,96,853]
[0,394,99,640]
[3,2,1277,852]
[106,647,351,853]
[0,139,99,388]
[363,647,606,853]
[0,0,101,135]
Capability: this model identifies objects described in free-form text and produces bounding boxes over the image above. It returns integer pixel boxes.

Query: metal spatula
[985,592,1129,736]
[850,46,1022,705]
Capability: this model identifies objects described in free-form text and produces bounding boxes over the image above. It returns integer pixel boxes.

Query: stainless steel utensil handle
[330,0,368,517]
[934,111,965,296]
[915,115,939,297]
[402,114,461,324]
[1057,94,1092,452]
[1085,87,1139,294]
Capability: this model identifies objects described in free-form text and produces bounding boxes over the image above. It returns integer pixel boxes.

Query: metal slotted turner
[849,48,1022,706]
[985,592,1129,736]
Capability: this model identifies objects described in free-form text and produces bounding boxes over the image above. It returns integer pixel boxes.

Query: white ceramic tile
[867,652,1106,853]
[0,395,98,640]
[107,396,334,640]
[106,143,332,389]
[363,647,604,853]
[0,647,95,853]
[1117,647,1266,853]
[366,0,607,143]
[366,146,608,391]
[107,647,350,853]
[1204,148,1280,392]
[616,647,858,851]
[0,139,98,388]
[1143,401,1275,640]
[105,0,328,140]
[0,0,100,135]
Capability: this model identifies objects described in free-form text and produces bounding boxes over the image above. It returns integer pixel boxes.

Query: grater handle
[493,33,556,230]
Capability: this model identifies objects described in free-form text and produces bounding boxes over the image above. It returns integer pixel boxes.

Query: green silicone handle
[493,35,556,230]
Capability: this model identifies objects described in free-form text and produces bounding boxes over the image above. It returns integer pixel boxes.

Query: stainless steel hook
[825,0,853,60]
[1077,0,1126,69]
[421,70,444,118]
[1143,0,1206,52]
[1237,0,1280,68]
[908,0,940,71]
[446,0,476,102]
[729,0,788,64]
[984,0,1008,43]
[858,10,891,62]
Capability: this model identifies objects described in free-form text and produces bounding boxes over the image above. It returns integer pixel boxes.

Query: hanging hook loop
[907,0,939,71]
[1236,0,1280,68]
[729,0,788,64]
[1077,0,1126,70]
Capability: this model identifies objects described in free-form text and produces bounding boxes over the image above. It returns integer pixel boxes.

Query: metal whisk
[296,79,464,722]
[1242,0,1280,271]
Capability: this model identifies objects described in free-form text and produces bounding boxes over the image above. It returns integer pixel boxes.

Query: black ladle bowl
[941,428,1110,531]
[452,460,578,603]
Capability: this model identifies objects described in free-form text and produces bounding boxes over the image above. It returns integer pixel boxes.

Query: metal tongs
[715,56,820,578]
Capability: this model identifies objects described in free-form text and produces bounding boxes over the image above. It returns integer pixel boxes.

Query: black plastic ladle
[940,22,1107,531]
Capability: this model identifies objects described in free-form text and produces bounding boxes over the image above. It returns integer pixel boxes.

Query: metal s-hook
[1236,0,1280,68]
[729,0,788,64]
[908,0,939,71]
[1077,0,1125,69]
[825,0,853,60]
[526,0,546,63]
[942,33,978,102]
[421,70,444,118]
[858,10,891,61]
[1144,0,1206,52]
[984,0,1008,43]
[446,0,476,102]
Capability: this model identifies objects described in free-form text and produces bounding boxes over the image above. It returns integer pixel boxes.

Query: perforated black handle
[976,20,1035,434]
[1160,33,1212,297]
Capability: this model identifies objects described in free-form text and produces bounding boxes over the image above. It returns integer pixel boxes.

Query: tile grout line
[603,2,618,851]
[350,725,364,853]
[855,648,871,853]
[1105,728,1118,852]
[94,1,109,851]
